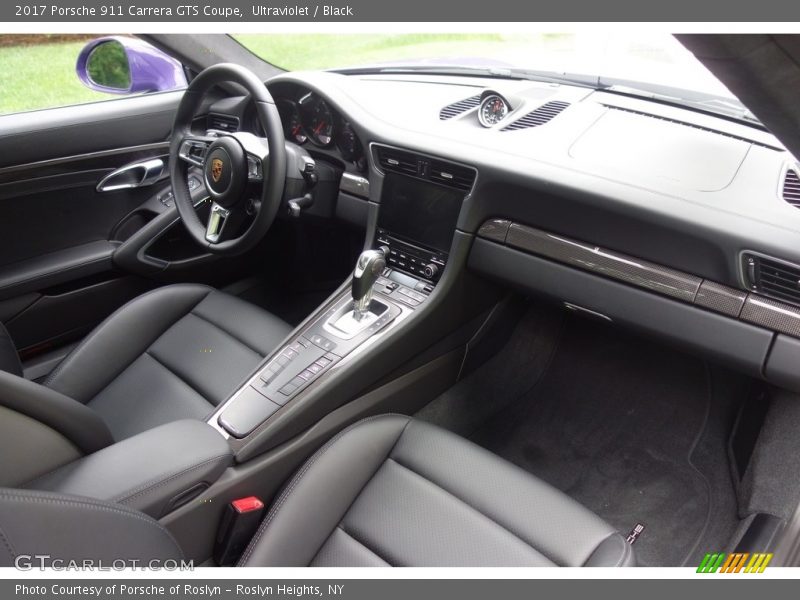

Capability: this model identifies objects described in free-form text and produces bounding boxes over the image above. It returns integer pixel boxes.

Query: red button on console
[231,496,264,513]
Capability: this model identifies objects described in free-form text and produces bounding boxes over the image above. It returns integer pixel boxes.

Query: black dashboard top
[207,70,800,292]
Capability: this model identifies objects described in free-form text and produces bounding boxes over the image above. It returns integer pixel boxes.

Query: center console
[209,146,476,445]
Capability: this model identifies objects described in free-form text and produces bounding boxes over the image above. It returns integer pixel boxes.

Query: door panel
[0,148,168,268]
[0,95,183,356]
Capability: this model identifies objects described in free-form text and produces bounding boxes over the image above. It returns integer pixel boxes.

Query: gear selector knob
[352,249,386,319]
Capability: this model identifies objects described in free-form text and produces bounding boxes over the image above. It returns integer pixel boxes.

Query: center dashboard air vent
[743,252,800,306]
[375,146,476,193]
[207,113,240,133]
[501,100,571,131]
[782,167,800,208]
[439,95,481,120]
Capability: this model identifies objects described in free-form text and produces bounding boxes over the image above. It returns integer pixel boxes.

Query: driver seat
[6,284,292,443]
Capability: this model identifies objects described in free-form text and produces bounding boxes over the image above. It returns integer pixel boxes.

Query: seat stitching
[44,285,212,390]
[143,351,216,407]
[386,456,558,565]
[237,414,410,565]
[188,311,266,357]
[0,491,184,558]
[0,525,16,561]
[113,453,232,505]
[329,526,393,566]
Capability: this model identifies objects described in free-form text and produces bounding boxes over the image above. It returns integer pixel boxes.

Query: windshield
[234,33,734,99]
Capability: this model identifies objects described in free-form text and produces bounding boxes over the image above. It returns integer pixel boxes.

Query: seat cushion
[238,415,634,567]
[44,284,292,441]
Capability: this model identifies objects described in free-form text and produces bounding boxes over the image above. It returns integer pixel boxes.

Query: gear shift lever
[352,249,386,320]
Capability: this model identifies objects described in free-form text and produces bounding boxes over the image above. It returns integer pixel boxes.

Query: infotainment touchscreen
[378,173,465,253]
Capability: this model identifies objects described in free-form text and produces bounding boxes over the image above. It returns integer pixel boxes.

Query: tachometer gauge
[307,99,334,146]
[478,94,509,127]
[336,122,362,162]
[286,111,307,144]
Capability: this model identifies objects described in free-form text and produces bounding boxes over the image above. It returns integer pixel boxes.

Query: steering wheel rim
[169,63,286,256]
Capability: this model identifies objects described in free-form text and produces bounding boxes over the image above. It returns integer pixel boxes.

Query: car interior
[2,32,800,568]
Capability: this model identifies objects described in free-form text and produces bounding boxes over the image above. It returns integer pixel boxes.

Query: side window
[0,34,186,116]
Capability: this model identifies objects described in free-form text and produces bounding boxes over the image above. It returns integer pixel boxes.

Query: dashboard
[205,70,800,304]
[199,66,800,404]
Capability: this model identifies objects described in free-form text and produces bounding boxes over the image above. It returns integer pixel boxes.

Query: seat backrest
[0,371,113,486]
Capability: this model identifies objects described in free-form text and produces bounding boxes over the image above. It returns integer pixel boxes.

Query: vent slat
[376,146,476,193]
[783,169,800,209]
[750,253,800,306]
[501,101,570,132]
[207,113,239,133]
[760,275,800,292]
[761,263,800,279]
[439,95,481,120]
[761,275,800,289]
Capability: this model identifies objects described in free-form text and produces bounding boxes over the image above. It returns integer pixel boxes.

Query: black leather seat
[0,415,634,567]
[38,283,291,441]
[238,415,634,567]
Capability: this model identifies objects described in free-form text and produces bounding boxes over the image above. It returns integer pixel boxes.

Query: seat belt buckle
[213,496,266,566]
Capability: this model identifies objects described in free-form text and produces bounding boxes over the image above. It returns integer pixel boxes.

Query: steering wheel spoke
[231,132,270,182]
[246,155,264,182]
[177,134,214,168]
[205,202,232,243]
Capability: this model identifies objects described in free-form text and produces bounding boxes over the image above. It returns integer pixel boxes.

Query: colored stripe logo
[697,552,773,573]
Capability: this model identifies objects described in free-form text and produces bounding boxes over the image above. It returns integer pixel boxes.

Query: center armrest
[26,419,232,518]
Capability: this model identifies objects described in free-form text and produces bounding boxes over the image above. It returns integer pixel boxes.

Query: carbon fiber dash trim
[477,219,512,243]
[694,281,747,317]
[740,295,800,338]
[505,223,702,303]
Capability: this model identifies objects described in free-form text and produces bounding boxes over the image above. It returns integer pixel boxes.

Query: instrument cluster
[275,92,365,170]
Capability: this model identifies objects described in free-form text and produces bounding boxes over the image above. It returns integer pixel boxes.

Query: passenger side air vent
[375,145,476,193]
[207,113,240,133]
[439,95,481,120]
[501,100,570,131]
[428,160,476,192]
[782,167,800,208]
[743,253,800,306]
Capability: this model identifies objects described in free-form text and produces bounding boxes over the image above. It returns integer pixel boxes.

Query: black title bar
[4,0,800,22]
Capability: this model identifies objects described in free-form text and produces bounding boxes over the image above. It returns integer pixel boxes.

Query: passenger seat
[0,415,634,567]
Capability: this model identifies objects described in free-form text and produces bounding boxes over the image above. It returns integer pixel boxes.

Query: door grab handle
[96,158,166,192]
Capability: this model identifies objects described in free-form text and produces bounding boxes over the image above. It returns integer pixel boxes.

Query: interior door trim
[0,142,170,179]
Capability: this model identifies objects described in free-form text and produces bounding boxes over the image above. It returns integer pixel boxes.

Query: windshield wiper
[334,64,604,90]
[604,84,762,126]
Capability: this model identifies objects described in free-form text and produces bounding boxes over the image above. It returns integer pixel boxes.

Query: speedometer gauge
[286,111,307,144]
[307,99,334,146]
[478,94,509,127]
[276,99,307,144]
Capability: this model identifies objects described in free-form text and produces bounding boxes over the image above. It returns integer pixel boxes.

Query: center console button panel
[217,290,407,438]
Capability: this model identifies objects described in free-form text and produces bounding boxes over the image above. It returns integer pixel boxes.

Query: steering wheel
[169,63,286,255]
